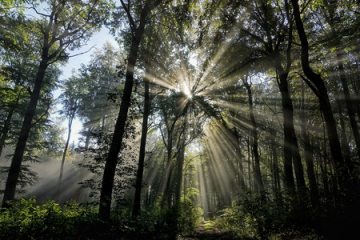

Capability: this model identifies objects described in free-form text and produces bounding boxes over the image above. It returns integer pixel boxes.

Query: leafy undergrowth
[0,198,202,240]
[0,198,159,240]
[214,189,360,240]
[0,198,102,239]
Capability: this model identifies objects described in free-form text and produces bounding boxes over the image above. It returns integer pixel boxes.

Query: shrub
[0,198,98,239]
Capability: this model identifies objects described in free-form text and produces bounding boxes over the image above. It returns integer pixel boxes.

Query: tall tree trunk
[174,145,185,211]
[335,97,351,166]
[2,57,49,208]
[99,33,142,219]
[247,135,252,190]
[99,0,162,219]
[84,127,92,151]
[132,77,150,217]
[234,128,245,190]
[243,78,264,192]
[300,83,319,208]
[335,53,360,162]
[0,89,23,158]
[277,69,297,193]
[57,114,74,195]
[325,6,360,162]
[0,108,15,158]
[273,6,305,192]
[162,128,174,208]
[269,127,282,207]
[290,0,349,187]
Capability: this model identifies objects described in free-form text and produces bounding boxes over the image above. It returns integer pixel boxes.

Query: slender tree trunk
[269,127,282,207]
[57,114,74,195]
[0,109,15,158]
[247,135,252,190]
[300,83,319,208]
[174,145,185,210]
[243,78,264,192]
[99,29,144,220]
[99,0,163,219]
[132,78,150,217]
[84,127,92,151]
[162,129,174,208]
[335,53,360,162]
[335,97,351,165]
[2,57,49,208]
[277,70,297,193]
[0,90,24,158]
[234,128,245,190]
[327,13,360,162]
[291,0,348,187]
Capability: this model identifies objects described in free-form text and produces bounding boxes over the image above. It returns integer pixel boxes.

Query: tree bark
[290,0,349,187]
[234,128,245,189]
[0,108,15,158]
[300,83,319,208]
[242,78,264,192]
[99,32,142,219]
[132,77,150,217]
[335,97,351,166]
[174,145,185,211]
[2,57,48,208]
[335,52,360,163]
[326,4,360,162]
[57,114,74,195]
[98,0,161,217]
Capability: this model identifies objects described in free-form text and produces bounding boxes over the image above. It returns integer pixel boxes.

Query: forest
[0,0,359,239]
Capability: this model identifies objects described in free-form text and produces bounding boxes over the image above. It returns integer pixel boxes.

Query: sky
[55,27,118,145]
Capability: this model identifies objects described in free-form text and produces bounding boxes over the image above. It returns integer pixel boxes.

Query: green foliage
[216,191,325,239]
[178,198,203,235]
[0,198,98,239]
[216,201,257,239]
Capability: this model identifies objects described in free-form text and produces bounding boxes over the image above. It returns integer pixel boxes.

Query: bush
[0,198,99,239]
[178,198,203,235]
[216,201,257,239]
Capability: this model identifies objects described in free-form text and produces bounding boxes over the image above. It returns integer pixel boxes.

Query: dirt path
[182,220,230,240]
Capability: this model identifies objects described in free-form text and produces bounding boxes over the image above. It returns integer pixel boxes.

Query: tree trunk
[234,128,245,190]
[247,135,252,190]
[57,114,74,196]
[277,70,297,193]
[174,145,185,210]
[327,10,360,163]
[0,108,14,158]
[335,52,360,163]
[300,83,319,208]
[0,89,24,158]
[99,31,143,219]
[98,0,163,219]
[335,97,351,166]
[290,0,348,187]
[162,128,174,207]
[2,58,49,208]
[132,77,150,217]
[243,78,264,192]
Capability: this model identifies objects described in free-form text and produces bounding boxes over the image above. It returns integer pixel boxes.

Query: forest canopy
[0,0,360,239]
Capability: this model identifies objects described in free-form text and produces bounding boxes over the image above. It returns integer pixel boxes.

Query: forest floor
[181,220,244,240]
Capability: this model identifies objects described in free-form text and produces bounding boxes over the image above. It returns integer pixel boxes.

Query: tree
[2,0,110,207]
[99,0,163,220]
[320,0,360,162]
[57,74,85,194]
[290,0,350,187]
[132,62,151,217]
[242,74,264,192]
